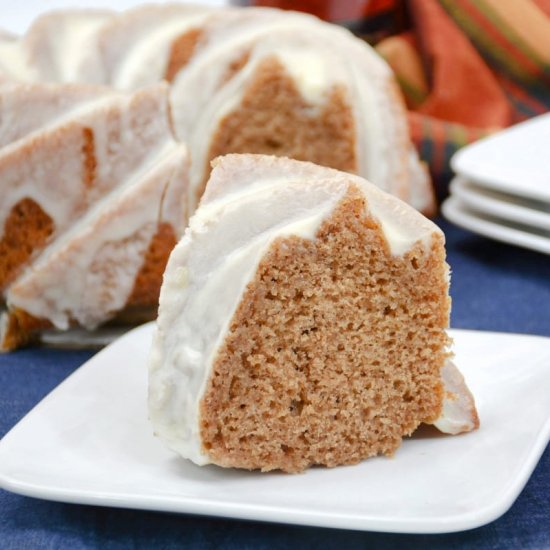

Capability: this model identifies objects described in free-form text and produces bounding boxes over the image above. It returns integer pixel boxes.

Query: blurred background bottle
[231,0,406,44]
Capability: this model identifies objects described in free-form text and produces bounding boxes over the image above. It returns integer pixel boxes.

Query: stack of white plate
[442,113,550,255]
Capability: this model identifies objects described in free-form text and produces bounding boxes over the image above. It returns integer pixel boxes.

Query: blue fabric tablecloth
[1,218,549,549]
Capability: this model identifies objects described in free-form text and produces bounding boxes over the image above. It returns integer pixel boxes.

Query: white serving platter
[1,324,549,534]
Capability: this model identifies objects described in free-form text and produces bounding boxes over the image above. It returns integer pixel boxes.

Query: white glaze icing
[110,13,212,90]
[148,154,440,465]
[69,5,214,89]
[433,360,479,434]
[44,13,112,82]
[0,82,111,147]
[273,49,330,105]
[22,11,114,83]
[0,39,38,81]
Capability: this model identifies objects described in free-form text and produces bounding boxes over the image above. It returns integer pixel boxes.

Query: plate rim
[450,113,550,204]
[449,176,550,231]
[1,325,549,534]
[442,195,550,255]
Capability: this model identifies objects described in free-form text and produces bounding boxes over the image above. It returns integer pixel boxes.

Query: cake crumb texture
[200,187,449,473]
[202,57,356,202]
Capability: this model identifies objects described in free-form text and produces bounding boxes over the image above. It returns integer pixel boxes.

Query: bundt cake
[148,155,478,473]
[0,3,436,349]
[0,4,434,214]
[0,82,189,350]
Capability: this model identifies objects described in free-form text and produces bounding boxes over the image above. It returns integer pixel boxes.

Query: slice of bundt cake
[148,154,478,473]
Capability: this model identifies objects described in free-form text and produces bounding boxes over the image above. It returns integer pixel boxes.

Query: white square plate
[449,176,550,231]
[451,113,550,203]
[442,195,550,255]
[1,324,549,534]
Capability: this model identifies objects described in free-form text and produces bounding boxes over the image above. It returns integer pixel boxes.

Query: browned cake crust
[201,56,357,203]
[221,50,251,84]
[127,222,177,308]
[199,186,450,473]
[165,29,204,82]
[0,126,99,294]
[0,198,54,292]
[1,308,52,351]
[81,127,97,188]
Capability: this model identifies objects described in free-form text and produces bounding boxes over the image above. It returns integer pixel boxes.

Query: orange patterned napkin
[376,0,550,200]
